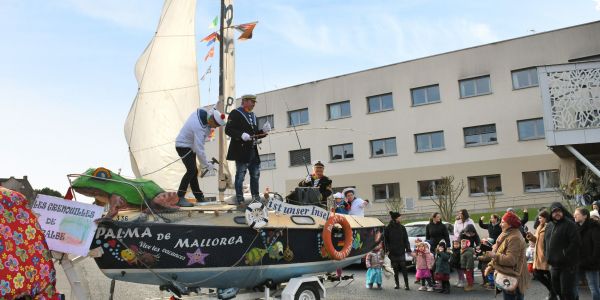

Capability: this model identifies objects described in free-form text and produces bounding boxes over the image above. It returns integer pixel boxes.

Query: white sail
[124,0,199,192]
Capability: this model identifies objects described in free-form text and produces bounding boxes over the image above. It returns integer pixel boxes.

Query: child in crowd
[412,241,434,292]
[460,239,475,292]
[365,242,384,289]
[450,240,464,287]
[333,192,348,214]
[434,241,451,294]
[476,238,494,289]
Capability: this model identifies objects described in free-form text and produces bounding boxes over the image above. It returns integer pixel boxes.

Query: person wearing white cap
[175,107,226,207]
[343,187,368,217]
[225,94,271,206]
[333,192,348,214]
[298,160,332,206]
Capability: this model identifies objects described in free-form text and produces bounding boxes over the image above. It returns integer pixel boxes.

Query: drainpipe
[565,145,600,178]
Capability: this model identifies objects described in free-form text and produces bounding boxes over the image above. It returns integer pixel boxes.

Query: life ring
[245,202,269,229]
[322,214,353,260]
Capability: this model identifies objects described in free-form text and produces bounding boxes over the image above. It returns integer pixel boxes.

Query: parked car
[403,221,455,266]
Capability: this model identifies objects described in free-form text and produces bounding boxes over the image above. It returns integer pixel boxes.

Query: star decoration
[186,248,209,266]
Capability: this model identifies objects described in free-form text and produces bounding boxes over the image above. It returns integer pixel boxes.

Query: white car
[403,221,455,265]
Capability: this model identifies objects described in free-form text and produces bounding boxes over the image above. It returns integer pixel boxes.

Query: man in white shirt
[344,187,368,217]
[175,108,226,207]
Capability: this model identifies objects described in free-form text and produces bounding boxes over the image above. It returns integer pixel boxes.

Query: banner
[31,194,104,256]
[266,198,330,220]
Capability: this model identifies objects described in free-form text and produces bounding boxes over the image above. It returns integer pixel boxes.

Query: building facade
[201,21,600,216]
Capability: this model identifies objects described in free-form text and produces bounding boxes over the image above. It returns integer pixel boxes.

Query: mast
[217,0,235,201]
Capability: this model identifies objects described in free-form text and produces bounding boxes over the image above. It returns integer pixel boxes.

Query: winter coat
[544,202,581,268]
[528,222,549,271]
[385,221,411,262]
[366,250,384,269]
[412,248,434,270]
[298,175,332,205]
[460,247,475,270]
[578,218,600,271]
[426,221,450,251]
[478,219,502,242]
[450,247,461,269]
[459,231,481,248]
[225,107,266,163]
[435,251,451,274]
[453,218,475,240]
[488,227,531,293]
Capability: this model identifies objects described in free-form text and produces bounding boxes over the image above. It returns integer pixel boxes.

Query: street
[55,257,592,300]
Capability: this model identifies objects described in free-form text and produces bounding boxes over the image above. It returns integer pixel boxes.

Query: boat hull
[91,218,383,288]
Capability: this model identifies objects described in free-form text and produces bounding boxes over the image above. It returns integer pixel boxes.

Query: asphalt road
[55,257,593,300]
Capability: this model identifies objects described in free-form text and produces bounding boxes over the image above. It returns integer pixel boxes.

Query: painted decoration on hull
[91,222,383,270]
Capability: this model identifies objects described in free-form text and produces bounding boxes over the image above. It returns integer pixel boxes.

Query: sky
[1,0,599,195]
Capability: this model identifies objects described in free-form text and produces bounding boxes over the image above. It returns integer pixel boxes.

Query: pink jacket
[412,248,434,270]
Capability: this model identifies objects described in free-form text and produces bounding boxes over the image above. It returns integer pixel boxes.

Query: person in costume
[298,160,332,206]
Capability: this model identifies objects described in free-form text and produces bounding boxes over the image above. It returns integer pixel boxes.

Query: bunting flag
[235,22,258,40]
[204,46,215,61]
[200,65,212,81]
[209,16,218,29]
[201,32,218,43]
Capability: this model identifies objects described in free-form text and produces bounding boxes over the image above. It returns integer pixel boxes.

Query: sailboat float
[66,0,384,298]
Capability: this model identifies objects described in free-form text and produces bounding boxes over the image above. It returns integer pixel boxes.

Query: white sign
[266,198,330,220]
[31,194,104,256]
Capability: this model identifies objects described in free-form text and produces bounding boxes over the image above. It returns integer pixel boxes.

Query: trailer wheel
[294,283,320,300]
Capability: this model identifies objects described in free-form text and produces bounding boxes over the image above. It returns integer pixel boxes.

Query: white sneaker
[418,286,427,291]
[456,282,465,288]
[427,287,434,292]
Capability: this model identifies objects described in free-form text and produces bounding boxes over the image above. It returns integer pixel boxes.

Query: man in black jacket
[544,202,581,300]
[225,94,270,206]
[384,211,412,290]
[297,160,332,207]
[574,207,600,300]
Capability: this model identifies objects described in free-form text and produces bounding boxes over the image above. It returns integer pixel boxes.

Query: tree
[385,195,404,214]
[35,187,63,198]
[430,176,465,222]
[485,190,497,212]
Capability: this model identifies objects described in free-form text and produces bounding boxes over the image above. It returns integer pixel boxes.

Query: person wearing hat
[298,160,332,206]
[175,107,226,207]
[333,192,348,214]
[543,202,581,300]
[591,209,600,222]
[343,187,368,217]
[507,207,529,238]
[484,211,531,299]
[225,94,271,206]
[384,211,412,290]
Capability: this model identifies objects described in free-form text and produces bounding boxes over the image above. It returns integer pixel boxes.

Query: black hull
[92,220,383,288]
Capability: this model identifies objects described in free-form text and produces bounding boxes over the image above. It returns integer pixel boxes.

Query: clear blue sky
[1,0,599,194]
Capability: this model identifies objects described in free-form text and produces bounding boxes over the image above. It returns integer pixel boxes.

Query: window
[367,93,393,113]
[257,115,274,130]
[512,68,539,89]
[459,75,491,98]
[289,148,311,167]
[259,153,276,170]
[373,183,400,203]
[329,143,354,161]
[523,170,559,192]
[288,108,309,126]
[418,179,443,199]
[464,124,497,147]
[370,137,397,157]
[411,84,440,106]
[468,175,502,196]
[415,131,445,152]
[518,118,544,140]
[327,101,351,120]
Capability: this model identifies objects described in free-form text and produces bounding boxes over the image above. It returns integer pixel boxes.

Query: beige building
[202,21,600,216]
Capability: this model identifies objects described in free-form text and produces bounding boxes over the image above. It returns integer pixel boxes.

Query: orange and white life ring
[322,214,353,260]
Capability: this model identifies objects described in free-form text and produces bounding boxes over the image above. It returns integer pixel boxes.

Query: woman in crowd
[574,207,600,300]
[453,209,475,240]
[485,212,531,300]
[479,213,502,242]
[384,211,412,290]
[526,210,556,300]
[426,212,450,252]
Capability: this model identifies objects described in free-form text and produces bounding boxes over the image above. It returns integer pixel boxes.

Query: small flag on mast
[204,46,215,61]
[209,16,218,29]
[235,22,258,40]
[200,65,212,81]
[201,32,218,43]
